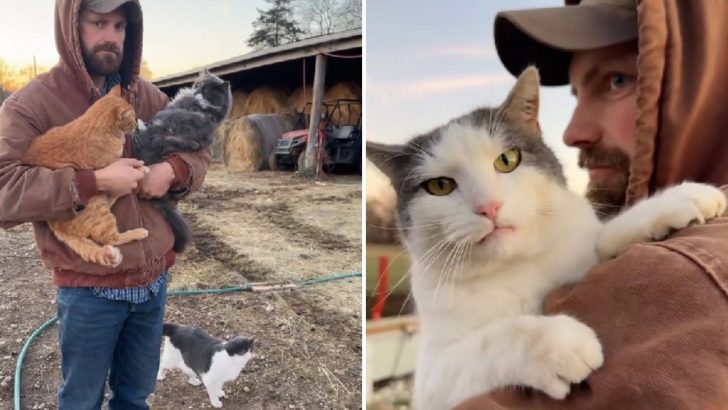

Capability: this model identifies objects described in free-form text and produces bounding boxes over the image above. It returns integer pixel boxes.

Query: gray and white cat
[157,323,255,408]
[133,69,232,252]
[367,67,726,410]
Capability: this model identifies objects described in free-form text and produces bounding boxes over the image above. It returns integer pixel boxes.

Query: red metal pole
[372,255,390,320]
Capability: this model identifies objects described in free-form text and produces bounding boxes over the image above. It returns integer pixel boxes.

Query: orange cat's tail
[47,222,123,268]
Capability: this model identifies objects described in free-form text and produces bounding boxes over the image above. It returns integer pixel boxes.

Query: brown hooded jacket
[0,0,211,287]
[455,1,728,409]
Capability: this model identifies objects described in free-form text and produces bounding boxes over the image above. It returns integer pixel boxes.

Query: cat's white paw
[597,182,726,260]
[156,369,166,381]
[104,245,123,267]
[209,398,223,408]
[522,315,604,399]
[187,376,202,386]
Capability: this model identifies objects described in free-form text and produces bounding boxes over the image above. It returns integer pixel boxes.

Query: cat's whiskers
[370,221,447,231]
[444,239,468,299]
[412,236,452,278]
[434,238,467,302]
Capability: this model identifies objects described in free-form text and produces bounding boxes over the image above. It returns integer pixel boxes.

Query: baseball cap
[82,0,141,22]
[494,0,637,86]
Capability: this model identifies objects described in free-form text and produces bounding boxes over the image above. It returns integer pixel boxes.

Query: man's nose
[563,102,601,148]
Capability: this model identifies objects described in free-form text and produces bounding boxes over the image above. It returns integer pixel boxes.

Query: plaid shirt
[92,271,168,304]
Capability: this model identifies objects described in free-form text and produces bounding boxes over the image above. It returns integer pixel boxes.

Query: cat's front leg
[597,182,726,260]
[205,381,224,408]
[416,314,603,409]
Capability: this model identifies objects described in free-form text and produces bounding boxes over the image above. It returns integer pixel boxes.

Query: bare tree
[339,0,362,31]
[295,0,361,36]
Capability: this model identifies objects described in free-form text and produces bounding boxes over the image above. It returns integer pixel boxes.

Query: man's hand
[95,158,147,197]
[137,162,176,199]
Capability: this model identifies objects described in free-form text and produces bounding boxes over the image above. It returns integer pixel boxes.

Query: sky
[366,0,588,193]
[0,0,268,78]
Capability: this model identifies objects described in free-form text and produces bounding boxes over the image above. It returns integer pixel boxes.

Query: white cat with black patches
[367,67,726,410]
[157,323,255,408]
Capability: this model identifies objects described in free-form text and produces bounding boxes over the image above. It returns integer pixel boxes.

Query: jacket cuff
[73,170,97,207]
[165,154,191,194]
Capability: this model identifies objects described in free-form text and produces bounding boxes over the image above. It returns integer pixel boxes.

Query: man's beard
[82,42,122,77]
[578,146,631,220]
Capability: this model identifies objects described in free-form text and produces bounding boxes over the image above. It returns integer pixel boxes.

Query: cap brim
[84,0,141,22]
[495,5,637,86]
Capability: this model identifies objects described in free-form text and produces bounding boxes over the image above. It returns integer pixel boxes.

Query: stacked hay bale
[216,82,360,171]
[216,87,288,168]
[324,82,362,125]
[212,90,248,163]
[223,113,296,171]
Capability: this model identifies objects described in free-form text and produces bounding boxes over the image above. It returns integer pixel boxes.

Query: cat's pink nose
[476,201,502,221]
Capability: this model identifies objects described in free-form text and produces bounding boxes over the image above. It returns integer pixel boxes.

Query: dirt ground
[0,165,362,410]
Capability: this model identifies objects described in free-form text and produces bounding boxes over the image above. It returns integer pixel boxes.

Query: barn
[153,29,362,173]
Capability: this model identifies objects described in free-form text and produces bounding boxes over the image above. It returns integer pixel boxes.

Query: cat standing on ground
[22,85,149,267]
[367,67,726,410]
[133,70,232,252]
[157,322,255,408]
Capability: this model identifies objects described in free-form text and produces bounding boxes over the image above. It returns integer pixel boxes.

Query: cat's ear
[109,85,122,97]
[501,66,541,137]
[366,141,406,181]
[117,106,134,124]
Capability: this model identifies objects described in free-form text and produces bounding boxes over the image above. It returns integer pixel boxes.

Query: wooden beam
[303,54,328,177]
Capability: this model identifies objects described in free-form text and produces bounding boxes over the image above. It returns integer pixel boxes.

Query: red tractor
[269,99,362,174]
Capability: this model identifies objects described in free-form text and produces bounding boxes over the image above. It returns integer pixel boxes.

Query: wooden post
[303,54,327,177]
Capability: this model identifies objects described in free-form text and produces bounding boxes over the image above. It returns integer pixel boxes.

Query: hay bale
[229,90,249,120]
[211,122,230,163]
[288,85,313,112]
[223,114,295,171]
[324,82,362,125]
[245,86,288,115]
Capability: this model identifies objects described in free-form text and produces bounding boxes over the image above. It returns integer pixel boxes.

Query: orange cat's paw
[102,245,123,267]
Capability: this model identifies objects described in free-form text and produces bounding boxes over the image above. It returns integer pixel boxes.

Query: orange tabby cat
[23,85,149,267]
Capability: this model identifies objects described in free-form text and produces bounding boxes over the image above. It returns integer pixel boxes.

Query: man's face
[565,42,638,218]
[79,8,127,77]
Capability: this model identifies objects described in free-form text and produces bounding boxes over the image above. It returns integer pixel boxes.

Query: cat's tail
[153,198,191,253]
[162,322,178,337]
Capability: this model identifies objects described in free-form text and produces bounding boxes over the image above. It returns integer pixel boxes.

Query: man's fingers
[120,158,145,167]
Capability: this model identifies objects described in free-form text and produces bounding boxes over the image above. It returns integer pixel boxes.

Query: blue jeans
[56,284,167,410]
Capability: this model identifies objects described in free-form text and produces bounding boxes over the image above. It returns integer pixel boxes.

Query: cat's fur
[157,322,255,408]
[132,70,232,252]
[367,67,727,410]
[22,85,148,267]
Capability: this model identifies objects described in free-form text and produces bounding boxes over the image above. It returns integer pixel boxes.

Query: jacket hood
[54,0,143,99]
[627,0,728,204]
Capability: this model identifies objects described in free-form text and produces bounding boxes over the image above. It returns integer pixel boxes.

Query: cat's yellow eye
[422,177,457,196]
[494,149,521,173]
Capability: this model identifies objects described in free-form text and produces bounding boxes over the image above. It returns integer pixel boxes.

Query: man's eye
[609,73,634,91]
